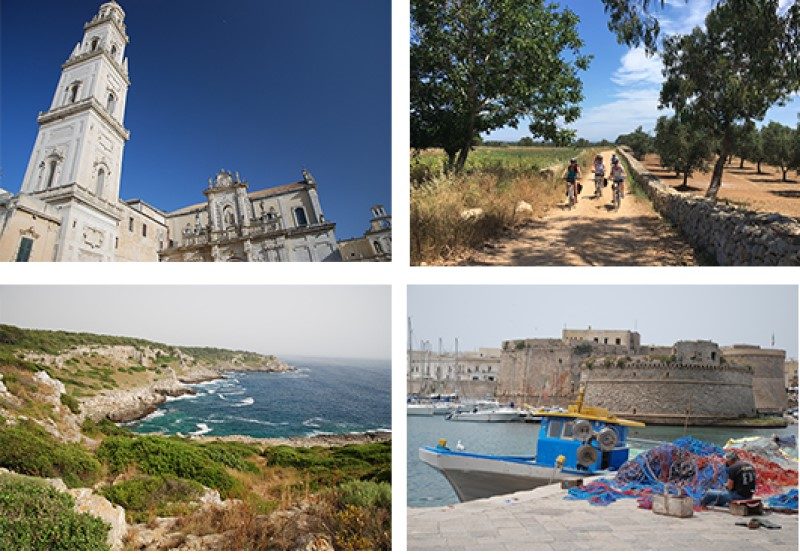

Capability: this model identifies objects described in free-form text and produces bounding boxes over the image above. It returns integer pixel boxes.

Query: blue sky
[409,285,798,358]
[486,0,800,143]
[0,0,390,239]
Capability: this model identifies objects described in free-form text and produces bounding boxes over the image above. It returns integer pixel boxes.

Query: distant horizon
[0,286,390,360]
[409,285,798,359]
[0,321,390,363]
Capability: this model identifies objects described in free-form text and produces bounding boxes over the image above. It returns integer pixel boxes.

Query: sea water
[407,415,790,507]
[129,357,390,438]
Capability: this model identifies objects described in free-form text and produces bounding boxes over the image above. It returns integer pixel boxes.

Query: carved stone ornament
[82,225,104,249]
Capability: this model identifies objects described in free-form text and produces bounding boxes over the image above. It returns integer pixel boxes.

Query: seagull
[456,440,465,451]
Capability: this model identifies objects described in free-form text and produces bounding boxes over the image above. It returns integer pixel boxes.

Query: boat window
[562,421,574,438]
[548,419,563,438]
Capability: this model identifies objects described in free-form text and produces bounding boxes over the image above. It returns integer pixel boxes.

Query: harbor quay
[407,478,799,551]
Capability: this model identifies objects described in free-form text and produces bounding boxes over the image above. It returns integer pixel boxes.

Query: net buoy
[573,419,593,442]
[597,426,618,451]
[577,444,598,466]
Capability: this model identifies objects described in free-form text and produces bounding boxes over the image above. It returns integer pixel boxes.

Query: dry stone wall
[582,362,756,424]
[618,147,800,265]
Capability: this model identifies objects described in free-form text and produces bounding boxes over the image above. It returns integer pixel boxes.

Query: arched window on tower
[223,205,236,228]
[68,82,81,104]
[373,240,384,254]
[106,92,116,115]
[111,45,118,57]
[96,168,105,197]
[45,158,58,189]
[90,37,99,51]
[294,207,308,227]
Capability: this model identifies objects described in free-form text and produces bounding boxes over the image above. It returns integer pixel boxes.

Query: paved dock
[408,482,798,551]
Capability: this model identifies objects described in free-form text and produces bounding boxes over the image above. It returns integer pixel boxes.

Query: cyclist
[609,158,626,210]
[592,154,605,198]
[564,158,581,209]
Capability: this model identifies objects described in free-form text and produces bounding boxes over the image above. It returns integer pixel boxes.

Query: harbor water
[407,415,793,507]
[129,357,391,438]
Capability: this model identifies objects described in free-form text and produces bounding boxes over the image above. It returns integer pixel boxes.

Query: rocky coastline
[184,430,391,448]
[80,361,295,424]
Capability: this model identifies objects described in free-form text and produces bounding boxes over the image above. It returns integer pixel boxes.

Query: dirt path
[466,150,698,266]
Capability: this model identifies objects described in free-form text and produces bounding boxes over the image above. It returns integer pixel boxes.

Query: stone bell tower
[20,1,130,203]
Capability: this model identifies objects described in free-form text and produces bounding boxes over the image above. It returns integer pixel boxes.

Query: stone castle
[0,1,390,262]
[408,327,790,424]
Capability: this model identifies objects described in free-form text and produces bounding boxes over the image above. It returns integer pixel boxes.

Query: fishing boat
[445,400,526,422]
[407,403,434,416]
[419,387,645,501]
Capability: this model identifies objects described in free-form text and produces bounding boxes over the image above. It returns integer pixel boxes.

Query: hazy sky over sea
[0,286,390,360]
[409,285,798,358]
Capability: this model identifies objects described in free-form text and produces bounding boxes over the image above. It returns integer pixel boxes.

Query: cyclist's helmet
[611,154,618,163]
[570,158,577,164]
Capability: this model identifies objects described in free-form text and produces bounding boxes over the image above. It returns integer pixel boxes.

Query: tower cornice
[37,97,131,141]
[62,49,130,86]
[84,14,129,44]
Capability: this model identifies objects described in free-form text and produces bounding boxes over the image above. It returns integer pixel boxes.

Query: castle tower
[20,1,130,203]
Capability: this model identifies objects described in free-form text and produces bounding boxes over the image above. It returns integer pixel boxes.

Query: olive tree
[761,122,797,182]
[732,121,764,171]
[410,0,590,173]
[660,0,800,199]
[654,116,715,187]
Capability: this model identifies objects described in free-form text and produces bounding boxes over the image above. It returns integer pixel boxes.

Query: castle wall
[721,346,788,414]
[582,362,756,424]
[498,339,583,404]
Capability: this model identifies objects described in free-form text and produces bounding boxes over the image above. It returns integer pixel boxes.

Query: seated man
[700,451,756,507]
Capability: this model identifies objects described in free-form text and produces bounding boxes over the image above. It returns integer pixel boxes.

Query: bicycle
[594,174,604,198]
[612,180,623,211]
[566,181,577,209]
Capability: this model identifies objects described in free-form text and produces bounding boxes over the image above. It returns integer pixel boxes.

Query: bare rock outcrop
[80,376,194,423]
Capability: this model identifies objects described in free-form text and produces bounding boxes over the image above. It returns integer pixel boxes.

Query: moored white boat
[420,387,645,501]
[407,403,435,416]
[446,400,526,422]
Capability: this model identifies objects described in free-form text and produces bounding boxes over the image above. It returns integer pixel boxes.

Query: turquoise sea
[129,357,391,438]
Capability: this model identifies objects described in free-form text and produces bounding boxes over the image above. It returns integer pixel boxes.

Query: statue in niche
[302,169,315,185]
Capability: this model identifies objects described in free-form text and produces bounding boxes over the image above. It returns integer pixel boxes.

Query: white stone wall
[619,147,800,265]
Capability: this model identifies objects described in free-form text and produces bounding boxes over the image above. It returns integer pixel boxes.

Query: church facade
[0,1,388,262]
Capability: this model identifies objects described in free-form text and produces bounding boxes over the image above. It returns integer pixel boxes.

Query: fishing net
[765,488,798,511]
[565,435,798,509]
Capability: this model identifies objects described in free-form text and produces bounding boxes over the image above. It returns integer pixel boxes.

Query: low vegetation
[101,475,204,523]
[0,473,109,550]
[0,421,101,487]
[411,146,585,264]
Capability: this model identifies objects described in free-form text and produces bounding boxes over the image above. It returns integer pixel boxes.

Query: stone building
[407,347,501,396]
[721,345,789,414]
[0,2,385,262]
[338,205,392,261]
[785,359,798,390]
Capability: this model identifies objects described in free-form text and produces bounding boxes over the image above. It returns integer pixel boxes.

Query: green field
[411,146,583,181]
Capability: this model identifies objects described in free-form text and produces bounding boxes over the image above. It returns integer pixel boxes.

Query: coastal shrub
[0,473,109,550]
[337,480,391,509]
[81,417,132,438]
[101,475,203,523]
[0,421,101,487]
[263,441,391,487]
[200,441,260,473]
[332,504,391,551]
[60,393,81,414]
[96,435,240,496]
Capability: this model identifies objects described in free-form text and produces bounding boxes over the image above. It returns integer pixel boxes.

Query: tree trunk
[706,153,727,199]
[783,167,788,182]
[444,150,457,174]
[454,144,471,174]
[682,170,689,188]
[757,160,763,174]
[739,157,745,169]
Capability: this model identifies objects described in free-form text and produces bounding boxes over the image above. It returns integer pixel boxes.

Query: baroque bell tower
[20,1,130,203]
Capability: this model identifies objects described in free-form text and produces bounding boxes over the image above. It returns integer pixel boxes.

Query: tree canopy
[654,116,715,187]
[660,0,800,198]
[761,122,798,182]
[615,126,654,160]
[410,0,590,173]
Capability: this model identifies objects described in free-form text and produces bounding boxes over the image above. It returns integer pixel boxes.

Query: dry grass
[411,168,563,264]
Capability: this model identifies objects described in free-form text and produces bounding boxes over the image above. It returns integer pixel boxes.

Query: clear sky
[0,285,391,360]
[485,0,799,143]
[409,285,798,358]
[0,0,390,239]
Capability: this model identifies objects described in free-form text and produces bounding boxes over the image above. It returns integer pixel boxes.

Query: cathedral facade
[0,1,388,262]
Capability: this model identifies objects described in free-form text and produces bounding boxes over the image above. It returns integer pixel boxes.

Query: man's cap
[724,451,738,462]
